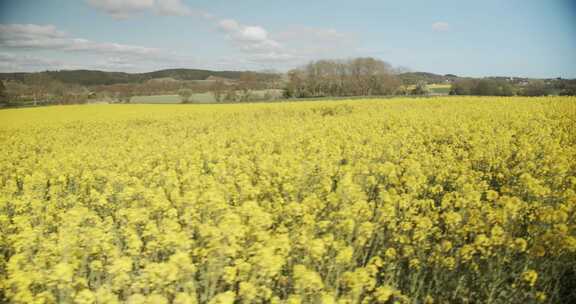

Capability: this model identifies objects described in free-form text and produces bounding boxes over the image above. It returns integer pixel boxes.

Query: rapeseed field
[1,97,575,303]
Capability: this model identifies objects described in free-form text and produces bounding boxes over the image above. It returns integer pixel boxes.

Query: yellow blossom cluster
[0,96,575,303]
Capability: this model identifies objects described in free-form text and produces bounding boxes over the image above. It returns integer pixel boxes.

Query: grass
[128,89,283,104]
[427,84,452,95]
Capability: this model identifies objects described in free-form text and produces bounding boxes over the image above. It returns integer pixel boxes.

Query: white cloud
[432,21,450,32]
[215,20,356,69]
[0,53,73,72]
[155,0,191,16]
[240,26,268,42]
[0,24,162,57]
[5,2,364,71]
[87,0,154,19]
[195,20,358,69]
[215,18,298,67]
[0,24,201,72]
[0,24,66,39]
[66,39,162,57]
[270,26,359,67]
[84,0,361,69]
[218,19,240,34]
[87,0,194,18]
[0,24,69,49]
[218,19,281,52]
[0,22,361,71]
[0,51,202,73]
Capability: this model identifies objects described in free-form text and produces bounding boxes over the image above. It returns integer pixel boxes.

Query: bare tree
[23,73,55,106]
[3,81,28,104]
[224,86,239,102]
[411,81,429,96]
[0,80,7,104]
[284,57,400,98]
[210,80,225,103]
[59,84,90,104]
[520,80,550,96]
[178,88,193,103]
[107,84,134,103]
[238,72,259,101]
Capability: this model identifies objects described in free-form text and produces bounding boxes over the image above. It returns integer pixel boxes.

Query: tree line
[449,78,576,97]
[0,73,92,106]
[0,71,282,106]
[283,58,403,98]
[2,58,576,107]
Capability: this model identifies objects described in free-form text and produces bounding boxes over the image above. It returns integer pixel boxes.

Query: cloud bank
[0,1,359,71]
[86,0,194,18]
[0,24,162,57]
[0,23,202,72]
[85,0,356,68]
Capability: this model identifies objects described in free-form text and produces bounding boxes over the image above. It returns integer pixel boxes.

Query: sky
[0,0,575,78]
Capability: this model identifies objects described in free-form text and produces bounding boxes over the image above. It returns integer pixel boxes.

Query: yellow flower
[521,270,538,287]
[409,258,421,269]
[440,240,453,252]
[442,257,456,270]
[239,282,258,302]
[374,286,394,303]
[535,291,546,302]
[293,265,324,292]
[309,239,327,260]
[174,293,198,304]
[514,238,528,252]
[385,248,397,260]
[486,190,499,201]
[320,292,336,304]
[74,289,95,304]
[127,294,147,304]
[208,292,235,304]
[286,295,302,304]
[147,294,168,304]
[335,246,354,265]
[1,97,574,304]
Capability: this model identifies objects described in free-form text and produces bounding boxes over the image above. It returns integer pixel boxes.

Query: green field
[402,84,452,95]
[127,89,284,104]
[131,94,212,104]
[427,84,452,95]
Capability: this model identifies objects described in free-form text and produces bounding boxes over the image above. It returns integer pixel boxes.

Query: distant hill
[398,72,458,85]
[0,68,256,86]
[141,69,245,83]
[1,68,569,88]
[397,72,572,86]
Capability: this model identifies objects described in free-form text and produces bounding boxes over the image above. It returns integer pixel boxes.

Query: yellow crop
[1,96,575,303]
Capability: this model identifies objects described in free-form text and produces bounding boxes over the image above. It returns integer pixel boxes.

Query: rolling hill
[0,68,258,86]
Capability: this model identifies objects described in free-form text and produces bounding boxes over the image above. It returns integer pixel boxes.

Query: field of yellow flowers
[1,97,575,304]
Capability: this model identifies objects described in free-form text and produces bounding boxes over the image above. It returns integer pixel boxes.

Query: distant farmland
[97,89,285,104]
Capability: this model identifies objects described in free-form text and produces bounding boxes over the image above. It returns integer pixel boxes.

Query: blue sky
[0,0,575,77]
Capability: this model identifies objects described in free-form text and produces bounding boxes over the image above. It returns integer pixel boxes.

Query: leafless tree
[23,73,55,106]
[178,88,193,103]
[284,57,400,98]
[0,80,7,104]
[210,80,226,103]
[107,84,134,103]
